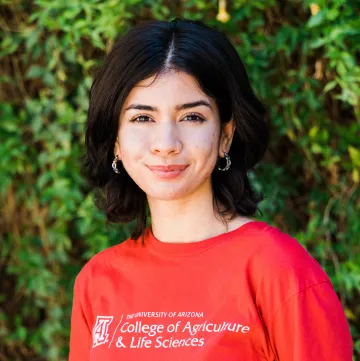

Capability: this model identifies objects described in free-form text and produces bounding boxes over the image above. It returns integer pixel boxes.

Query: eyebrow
[124,100,213,112]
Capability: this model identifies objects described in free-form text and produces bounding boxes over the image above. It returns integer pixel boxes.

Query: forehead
[123,71,216,109]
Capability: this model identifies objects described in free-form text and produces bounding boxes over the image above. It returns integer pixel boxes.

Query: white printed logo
[92,316,114,348]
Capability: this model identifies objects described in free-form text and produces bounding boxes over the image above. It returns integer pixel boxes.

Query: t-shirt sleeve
[249,226,353,360]
[68,271,93,361]
[268,281,353,360]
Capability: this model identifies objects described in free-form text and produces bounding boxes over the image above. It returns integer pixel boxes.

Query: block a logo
[92,315,114,348]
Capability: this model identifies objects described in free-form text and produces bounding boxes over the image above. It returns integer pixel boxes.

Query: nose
[150,122,182,156]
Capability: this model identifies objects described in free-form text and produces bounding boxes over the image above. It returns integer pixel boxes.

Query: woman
[69,19,353,360]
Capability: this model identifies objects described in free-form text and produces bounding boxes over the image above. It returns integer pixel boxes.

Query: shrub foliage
[1,0,359,360]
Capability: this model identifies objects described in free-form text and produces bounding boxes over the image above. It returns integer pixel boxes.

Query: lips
[146,164,188,179]
[147,165,188,172]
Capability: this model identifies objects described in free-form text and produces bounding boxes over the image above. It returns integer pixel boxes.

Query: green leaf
[349,146,360,167]
[323,80,337,93]
[26,65,44,79]
[307,11,325,28]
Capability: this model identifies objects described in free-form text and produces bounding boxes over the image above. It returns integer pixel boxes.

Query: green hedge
[1,0,359,360]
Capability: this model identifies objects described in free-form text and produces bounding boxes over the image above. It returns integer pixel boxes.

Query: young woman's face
[115,71,234,202]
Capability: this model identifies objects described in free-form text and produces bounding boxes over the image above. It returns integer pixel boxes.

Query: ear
[219,119,235,157]
[113,137,122,160]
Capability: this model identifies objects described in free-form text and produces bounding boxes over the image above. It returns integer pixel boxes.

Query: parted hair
[83,19,269,240]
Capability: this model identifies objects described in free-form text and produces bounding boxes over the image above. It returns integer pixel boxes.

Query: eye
[130,115,154,123]
[182,113,206,123]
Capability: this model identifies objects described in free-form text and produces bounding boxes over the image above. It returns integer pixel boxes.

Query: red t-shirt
[68,221,353,360]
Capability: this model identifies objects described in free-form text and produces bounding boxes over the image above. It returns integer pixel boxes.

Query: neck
[148,185,229,244]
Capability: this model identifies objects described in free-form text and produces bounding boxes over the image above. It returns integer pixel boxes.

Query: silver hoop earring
[112,155,120,174]
[217,152,231,171]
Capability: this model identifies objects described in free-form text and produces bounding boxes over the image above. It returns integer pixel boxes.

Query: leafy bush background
[1,0,359,360]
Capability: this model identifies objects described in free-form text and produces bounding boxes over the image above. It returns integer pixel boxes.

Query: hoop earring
[217,152,231,171]
[112,155,120,174]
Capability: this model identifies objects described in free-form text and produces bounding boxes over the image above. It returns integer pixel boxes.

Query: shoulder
[237,221,330,287]
[74,237,137,285]
[240,221,332,298]
[239,222,340,328]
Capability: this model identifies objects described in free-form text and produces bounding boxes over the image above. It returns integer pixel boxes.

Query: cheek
[186,128,219,157]
[118,128,147,161]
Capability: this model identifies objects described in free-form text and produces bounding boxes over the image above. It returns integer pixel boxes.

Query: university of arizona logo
[92,316,114,348]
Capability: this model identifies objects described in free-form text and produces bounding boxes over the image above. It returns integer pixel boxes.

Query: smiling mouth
[147,165,188,172]
[146,165,188,179]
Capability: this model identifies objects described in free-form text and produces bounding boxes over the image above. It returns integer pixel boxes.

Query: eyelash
[130,113,206,123]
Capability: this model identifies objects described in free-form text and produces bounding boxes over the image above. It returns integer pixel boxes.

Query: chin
[146,191,187,201]
[134,176,210,202]
[145,185,193,201]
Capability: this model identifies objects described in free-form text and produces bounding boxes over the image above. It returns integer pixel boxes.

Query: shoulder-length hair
[83,19,268,240]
